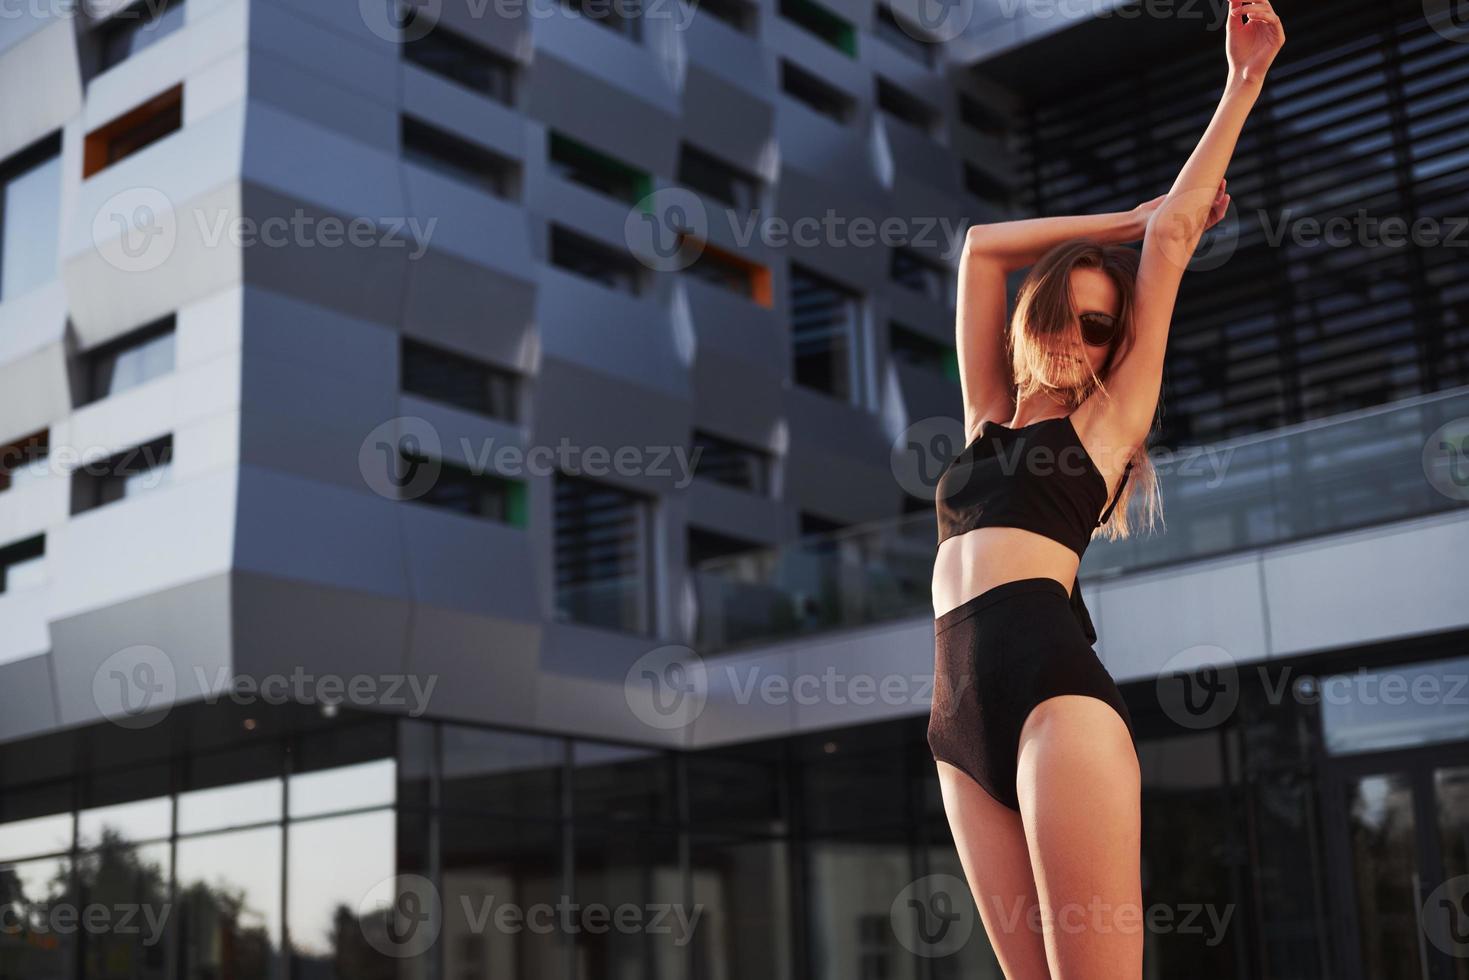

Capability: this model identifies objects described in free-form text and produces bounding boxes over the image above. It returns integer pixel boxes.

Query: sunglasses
[1080,312,1119,347]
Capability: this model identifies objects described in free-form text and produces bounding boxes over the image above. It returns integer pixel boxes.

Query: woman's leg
[935,760,1053,980]
[1015,695,1143,979]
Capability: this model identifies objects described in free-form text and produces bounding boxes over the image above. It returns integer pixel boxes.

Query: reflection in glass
[1345,773,1422,980]
[0,813,74,863]
[0,855,71,979]
[922,846,999,980]
[77,840,170,980]
[288,760,395,819]
[442,726,563,818]
[805,841,917,980]
[441,814,562,980]
[1321,655,1469,755]
[573,826,684,980]
[78,797,172,849]
[287,810,396,978]
[178,778,283,834]
[1435,766,1469,980]
[572,743,675,825]
[688,837,791,980]
[177,826,282,980]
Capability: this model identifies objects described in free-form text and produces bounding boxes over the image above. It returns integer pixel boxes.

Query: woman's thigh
[935,760,1052,980]
[1016,695,1143,980]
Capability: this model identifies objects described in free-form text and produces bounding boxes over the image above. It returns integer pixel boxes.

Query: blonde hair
[1008,237,1163,542]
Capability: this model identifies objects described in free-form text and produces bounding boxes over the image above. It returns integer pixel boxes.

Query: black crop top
[934,414,1133,643]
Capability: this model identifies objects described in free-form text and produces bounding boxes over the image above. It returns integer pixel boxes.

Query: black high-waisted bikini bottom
[927,576,1138,812]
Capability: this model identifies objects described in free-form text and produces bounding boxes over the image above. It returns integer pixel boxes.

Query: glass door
[1323,746,1469,980]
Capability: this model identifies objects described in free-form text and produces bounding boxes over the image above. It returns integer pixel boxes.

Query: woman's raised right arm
[1101,0,1285,453]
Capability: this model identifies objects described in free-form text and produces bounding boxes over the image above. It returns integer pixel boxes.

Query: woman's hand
[1203,178,1231,231]
[1226,0,1285,86]
[1132,179,1231,239]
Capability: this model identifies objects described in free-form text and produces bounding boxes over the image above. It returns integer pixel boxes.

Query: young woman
[926,2,1284,976]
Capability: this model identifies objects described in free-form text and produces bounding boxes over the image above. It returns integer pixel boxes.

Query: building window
[876,78,939,135]
[688,527,761,568]
[403,25,516,104]
[94,0,186,74]
[401,339,518,421]
[962,161,1009,204]
[0,133,61,302]
[563,0,642,40]
[686,0,756,33]
[692,431,772,494]
[957,92,1006,137]
[0,535,45,593]
[677,144,760,211]
[403,455,527,525]
[779,0,855,55]
[549,225,643,295]
[790,264,860,400]
[80,315,176,405]
[780,62,856,124]
[890,247,947,301]
[0,431,49,494]
[874,4,936,65]
[402,116,518,198]
[683,240,772,306]
[890,322,958,380]
[72,435,173,515]
[554,474,653,634]
[548,132,652,205]
[83,84,183,178]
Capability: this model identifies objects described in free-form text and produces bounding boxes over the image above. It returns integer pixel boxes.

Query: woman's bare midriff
[931,527,1080,618]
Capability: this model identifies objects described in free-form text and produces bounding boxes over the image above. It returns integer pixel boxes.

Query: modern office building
[0,0,1465,977]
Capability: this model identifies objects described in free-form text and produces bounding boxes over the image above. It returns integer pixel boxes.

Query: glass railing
[693,387,1469,653]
